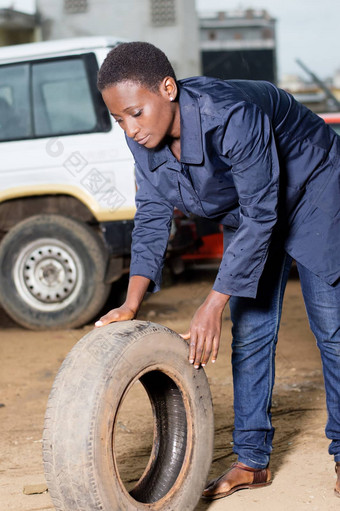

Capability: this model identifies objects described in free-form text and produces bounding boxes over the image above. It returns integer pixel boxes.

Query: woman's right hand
[95,303,136,327]
[95,275,151,327]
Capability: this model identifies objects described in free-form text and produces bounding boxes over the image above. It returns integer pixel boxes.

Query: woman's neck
[169,137,181,161]
[168,102,181,160]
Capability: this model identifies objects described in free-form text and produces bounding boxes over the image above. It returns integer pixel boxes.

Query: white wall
[37,0,200,78]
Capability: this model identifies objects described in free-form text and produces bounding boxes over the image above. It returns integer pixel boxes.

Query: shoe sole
[202,480,272,501]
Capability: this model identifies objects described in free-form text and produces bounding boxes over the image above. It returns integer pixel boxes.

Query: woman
[95,42,340,499]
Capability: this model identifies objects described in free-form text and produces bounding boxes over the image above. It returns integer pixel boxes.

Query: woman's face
[101,78,179,149]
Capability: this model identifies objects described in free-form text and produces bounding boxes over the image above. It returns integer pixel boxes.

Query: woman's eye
[133,110,142,118]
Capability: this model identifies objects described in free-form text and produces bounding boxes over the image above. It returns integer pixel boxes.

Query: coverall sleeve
[129,163,174,292]
[212,102,280,298]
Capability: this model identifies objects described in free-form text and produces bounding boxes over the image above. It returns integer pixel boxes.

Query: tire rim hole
[114,380,154,495]
[114,370,188,504]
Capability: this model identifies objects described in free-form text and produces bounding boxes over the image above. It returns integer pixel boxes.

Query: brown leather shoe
[202,461,272,500]
[335,462,340,497]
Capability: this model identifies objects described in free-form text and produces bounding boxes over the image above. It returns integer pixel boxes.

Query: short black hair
[97,41,177,93]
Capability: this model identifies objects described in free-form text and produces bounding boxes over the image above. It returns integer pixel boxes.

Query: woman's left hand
[180,290,230,369]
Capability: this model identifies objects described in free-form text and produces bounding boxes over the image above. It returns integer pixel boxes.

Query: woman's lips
[136,135,150,145]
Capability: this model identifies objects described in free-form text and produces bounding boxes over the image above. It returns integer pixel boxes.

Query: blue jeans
[228,244,340,469]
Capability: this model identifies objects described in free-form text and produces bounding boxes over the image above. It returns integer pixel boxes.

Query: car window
[0,64,32,141]
[0,53,110,143]
[32,58,97,137]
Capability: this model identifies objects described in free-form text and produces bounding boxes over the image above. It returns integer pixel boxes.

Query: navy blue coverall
[126,77,340,467]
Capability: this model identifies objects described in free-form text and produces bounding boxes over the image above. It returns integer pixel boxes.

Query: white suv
[0,37,137,329]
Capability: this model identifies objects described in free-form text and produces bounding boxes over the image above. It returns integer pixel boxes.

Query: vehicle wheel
[43,321,214,511]
[0,214,110,329]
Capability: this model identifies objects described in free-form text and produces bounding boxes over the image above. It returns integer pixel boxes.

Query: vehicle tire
[43,321,214,511]
[0,214,110,329]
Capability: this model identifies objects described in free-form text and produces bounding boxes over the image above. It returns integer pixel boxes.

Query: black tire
[0,214,110,329]
[43,321,214,511]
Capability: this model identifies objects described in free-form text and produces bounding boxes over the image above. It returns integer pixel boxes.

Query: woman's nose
[125,120,139,139]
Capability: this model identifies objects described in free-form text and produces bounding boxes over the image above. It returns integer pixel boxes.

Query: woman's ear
[160,76,178,102]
